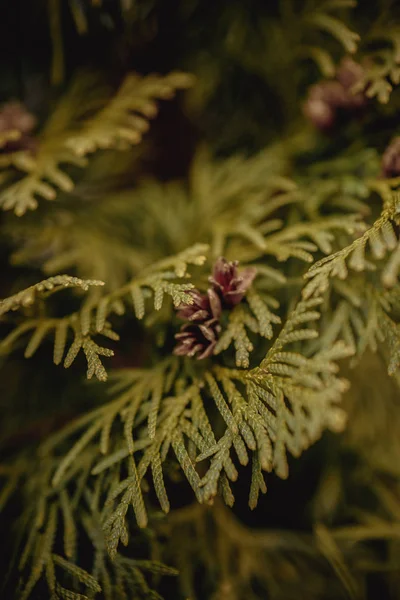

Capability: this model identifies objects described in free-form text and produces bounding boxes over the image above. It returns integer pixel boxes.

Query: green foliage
[214,291,281,368]
[0,275,104,316]
[5,146,366,300]
[0,71,193,216]
[301,189,400,383]
[3,1,400,599]
[303,191,400,299]
[0,277,115,383]
[220,0,360,86]
[33,295,350,570]
[0,246,206,381]
[356,19,400,103]
[0,451,176,600]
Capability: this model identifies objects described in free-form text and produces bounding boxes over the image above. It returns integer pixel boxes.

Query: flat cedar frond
[355,54,400,104]
[257,214,365,264]
[0,275,104,316]
[305,266,400,378]
[52,554,101,594]
[222,0,359,96]
[0,246,207,381]
[76,243,207,334]
[196,299,351,504]
[65,71,194,156]
[189,149,364,264]
[5,4,400,597]
[303,192,400,299]
[304,1,360,55]
[189,145,293,216]
[89,551,177,600]
[49,358,178,486]
[315,297,382,359]
[0,159,382,589]
[0,314,118,382]
[0,276,116,382]
[30,147,362,283]
[7,190,209,292]
[5,147,369,297]
[354,26,400,103]
[41,296,351,564]
[2,451,173,600]
[301,148,378,217]
[214,291,281,368]
[311,281,392,364]
[0,71,194,216]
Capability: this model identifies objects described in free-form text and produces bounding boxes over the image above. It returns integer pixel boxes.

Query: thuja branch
[0,245,209,380]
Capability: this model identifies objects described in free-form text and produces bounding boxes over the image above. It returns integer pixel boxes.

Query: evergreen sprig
[0,71,194,216]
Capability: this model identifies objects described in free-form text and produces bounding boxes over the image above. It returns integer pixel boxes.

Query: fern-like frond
[222,0,359,95]
[0,312,118,382]
[189,147,364,262]
[303,193,400,299]
[5,146,369,301]
[81,506,177,600]
[0,275,104,316]
[214,291,281,368]
[65,71,194,157]
[0,71,194,215]
[48,358,178,485]
[355,26,400,103]
[4,450,174,600]
[0,276,118,382]
[103,456,148,558]
[197,298,351,504]
[44,297,351,562]
[79,243,208,333]
[0,246,207,381]
[304,2,360,55]
[307,274,400,380]
[259,215,365,264]
[312,279,390,358]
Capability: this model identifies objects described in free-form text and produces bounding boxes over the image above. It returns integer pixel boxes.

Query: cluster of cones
[174,258,256,359]
[304,56,400,178]
[303,56,367,131]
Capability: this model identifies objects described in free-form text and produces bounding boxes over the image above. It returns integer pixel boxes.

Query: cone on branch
[174,258,256,359]
[303,57,367,131]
